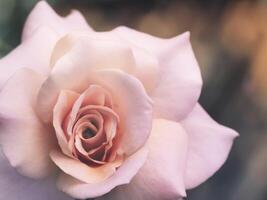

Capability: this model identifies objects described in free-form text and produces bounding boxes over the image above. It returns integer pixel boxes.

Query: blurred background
[0,0,267,200]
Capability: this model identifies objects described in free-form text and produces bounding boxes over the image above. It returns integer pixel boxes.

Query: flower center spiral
[62,85,121,166]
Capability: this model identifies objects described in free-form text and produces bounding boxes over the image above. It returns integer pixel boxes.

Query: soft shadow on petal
[56,146,148,199]
[0,150,72,200]
[113,27,202,121]
[0,68,57,178]
[50,32,136,71]
[0,26,58,89]
[22,1,92,41]
[97,119,188,200]
[50,150,122,184]
[181,103,239,189]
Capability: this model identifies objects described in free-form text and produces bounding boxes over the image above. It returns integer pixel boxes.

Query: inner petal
[74,135,107,165]
[72,112,105,151]
[60,85,123,167]
[72,106,120,165]
[64,85,113,138]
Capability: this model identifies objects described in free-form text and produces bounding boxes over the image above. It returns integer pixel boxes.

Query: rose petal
[0,151,72,200]
[56,146,148,199]
[74,135,106,165]
[131,47,160,92]
[53,90,80,156]
[181,104,239,189]
[152,33,202,120]
[50,150,122,184]
[0,68,56,178]
[22,1,91,41]
[97,119,188,200]
[0,26,58,88]
[114,27,202,121]
[80,85,113,107]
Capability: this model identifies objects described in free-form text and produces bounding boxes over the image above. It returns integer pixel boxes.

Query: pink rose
[0,1,238,200]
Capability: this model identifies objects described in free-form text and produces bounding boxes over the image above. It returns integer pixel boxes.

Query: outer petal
[0,150,72,200]
[114,27,202,121]
[151,33,202,120]
[57,146,148,199]
[0,26,58,88]
[22,1,92,41]
[181,104,239,189]
[98,119,188,200]
[50,32,135,71]
[0,68,56,178]
[113,26,165,53]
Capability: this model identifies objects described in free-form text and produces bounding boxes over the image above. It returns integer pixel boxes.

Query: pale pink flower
[0,1,238,200]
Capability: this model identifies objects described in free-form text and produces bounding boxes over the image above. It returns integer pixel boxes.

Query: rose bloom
[0,1,238,200]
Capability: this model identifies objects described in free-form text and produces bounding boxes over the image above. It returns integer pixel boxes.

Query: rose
[0,1,238,200]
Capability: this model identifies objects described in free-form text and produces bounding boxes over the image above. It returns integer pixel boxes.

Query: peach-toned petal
[56,146,148,199]
[74,136,106,165]
[80,85,113,108]
[88,144,108,163]
[91,70,152,156]
[22,1,91,41]
[98,119,188,200]
[50,150,122,183]
[38,68,152,155]
[0,68,56,178]
[181,104,239,189]
[77,105,119,140]
[74,137,108,165]
[53,90,80,157]
[65,85,114,137]
[67,107,118,149]
[0,151,72,200]
[71,105,119,163]
[0,26,58,89]
[74,113,105,150]
[113,27,202,121]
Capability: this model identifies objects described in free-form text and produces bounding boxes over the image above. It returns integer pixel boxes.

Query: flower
[0,1,238,200]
